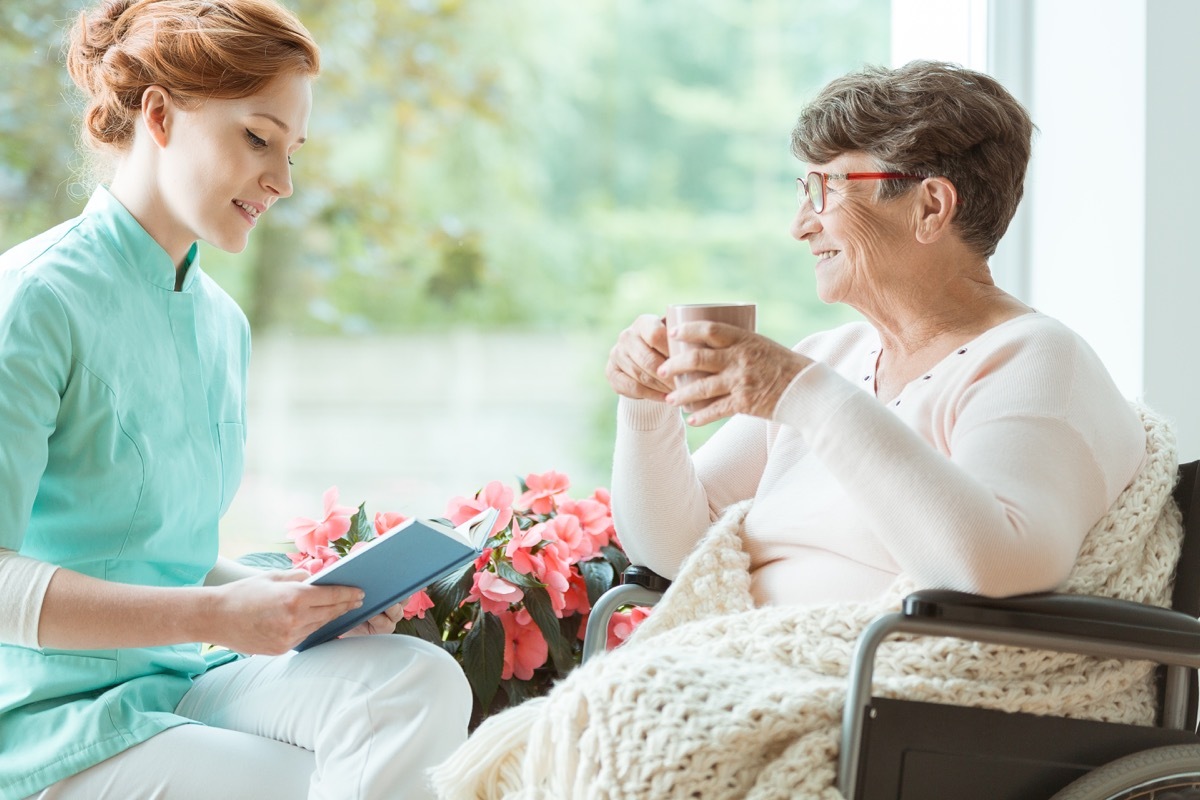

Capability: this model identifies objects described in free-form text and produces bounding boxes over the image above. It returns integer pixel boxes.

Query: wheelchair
[581,460,1200,800]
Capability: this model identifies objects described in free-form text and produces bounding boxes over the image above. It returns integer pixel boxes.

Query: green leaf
[578,559,616,606]
[558,613,582,653]
[348,502,375,541]
[394,612,442,645]
[427,563,476,629]
[495,560,542,589]
[521,586,574,675]
[601,544,630,576]
[237,551,294,570]
[461,609,505,712]
[329,503,376,557]
[501,677,535,707]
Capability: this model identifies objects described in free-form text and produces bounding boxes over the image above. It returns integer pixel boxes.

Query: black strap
[1165,460,1200,731]
[1171,460,1200,618]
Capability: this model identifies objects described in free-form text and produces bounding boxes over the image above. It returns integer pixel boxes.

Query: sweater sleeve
[611,397,769,578]
[772,351,1142,596]
[0,547,57,647]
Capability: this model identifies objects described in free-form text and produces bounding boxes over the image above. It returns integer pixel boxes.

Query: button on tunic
[0,187,247,799]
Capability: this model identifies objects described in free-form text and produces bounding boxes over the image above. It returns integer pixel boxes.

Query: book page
[455,506,499,550]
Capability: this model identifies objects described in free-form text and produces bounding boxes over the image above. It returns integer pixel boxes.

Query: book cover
[293,507,498,652]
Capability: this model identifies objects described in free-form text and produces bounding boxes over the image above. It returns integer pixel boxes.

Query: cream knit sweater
[612,314,1147,607]
[432,405,1179,800]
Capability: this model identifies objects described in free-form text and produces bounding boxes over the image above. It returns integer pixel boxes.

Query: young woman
[0,2,469,798]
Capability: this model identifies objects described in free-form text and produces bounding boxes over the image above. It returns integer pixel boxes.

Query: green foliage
[520,585,575,675]
[1,0,883,497]
[2,0,882,341]
[329,503,375,555]
[393,610,441,644]
[0,0,93,242]
[460,607,505,710]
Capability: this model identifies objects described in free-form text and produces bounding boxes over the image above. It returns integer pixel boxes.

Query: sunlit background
[8,2,1200,558]
[0,0,889,555]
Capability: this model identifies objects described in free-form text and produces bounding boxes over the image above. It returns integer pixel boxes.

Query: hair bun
[66,0,145,149]
[64,0,319,154]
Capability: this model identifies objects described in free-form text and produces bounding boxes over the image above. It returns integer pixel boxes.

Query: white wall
[1025,0,1200,460]
[894,0,1200,460]
[1024,0,1146,398]
[1142,1,1200,462]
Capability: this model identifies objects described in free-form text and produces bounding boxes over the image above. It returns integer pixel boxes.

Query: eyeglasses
[797,171,925,214]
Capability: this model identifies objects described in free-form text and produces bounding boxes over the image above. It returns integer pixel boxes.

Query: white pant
[29,635,471,800]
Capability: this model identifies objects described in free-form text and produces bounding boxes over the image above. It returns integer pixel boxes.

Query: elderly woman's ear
[912,176,961,245]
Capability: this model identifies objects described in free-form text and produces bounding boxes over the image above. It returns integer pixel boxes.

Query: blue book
[293,507,498,652]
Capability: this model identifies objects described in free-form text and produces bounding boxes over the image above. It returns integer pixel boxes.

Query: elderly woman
[606,60,1144,605]
[433,62,1171,800]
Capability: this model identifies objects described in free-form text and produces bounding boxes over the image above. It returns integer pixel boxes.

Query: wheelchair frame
[582,460,1200,799]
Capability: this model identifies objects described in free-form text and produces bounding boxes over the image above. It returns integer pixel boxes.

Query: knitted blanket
[433,406,1180,800]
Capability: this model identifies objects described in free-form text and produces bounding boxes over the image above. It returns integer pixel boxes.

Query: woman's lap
[28,724,314,799]
[33,635,471,800]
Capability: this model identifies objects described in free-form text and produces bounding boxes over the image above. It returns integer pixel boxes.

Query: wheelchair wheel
[1049,744,1200,799]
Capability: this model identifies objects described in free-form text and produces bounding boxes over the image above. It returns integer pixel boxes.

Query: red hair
[67,0,320,152]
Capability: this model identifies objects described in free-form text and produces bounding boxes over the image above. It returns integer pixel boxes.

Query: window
[0,0,892,555]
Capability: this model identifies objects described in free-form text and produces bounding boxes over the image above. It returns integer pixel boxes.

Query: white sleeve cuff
[0,547,58,648]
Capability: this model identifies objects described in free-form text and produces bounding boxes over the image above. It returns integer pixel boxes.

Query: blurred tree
[0,0,887,339]
[0,0,89,243]
[0,0,891,534]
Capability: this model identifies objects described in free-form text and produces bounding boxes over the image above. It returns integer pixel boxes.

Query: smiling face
[146,70,312,262]
[790,152,919,311]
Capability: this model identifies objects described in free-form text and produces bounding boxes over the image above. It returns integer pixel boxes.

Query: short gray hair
[791,61,1034,258]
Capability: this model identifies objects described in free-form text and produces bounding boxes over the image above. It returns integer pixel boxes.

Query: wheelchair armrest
[903,588,1200,651]
[579,565,671,664]
[622,565,672,593]
[840,589,1200,798]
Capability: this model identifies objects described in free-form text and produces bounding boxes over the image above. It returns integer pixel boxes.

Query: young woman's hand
[341,602,406,637]
[205,570,365,655]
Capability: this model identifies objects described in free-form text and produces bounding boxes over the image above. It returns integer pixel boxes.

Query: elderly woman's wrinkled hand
[659,321,813,425]
[606,314,675,401]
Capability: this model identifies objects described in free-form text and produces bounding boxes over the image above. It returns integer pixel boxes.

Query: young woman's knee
[398,637,471,709]
[332,635,470,709]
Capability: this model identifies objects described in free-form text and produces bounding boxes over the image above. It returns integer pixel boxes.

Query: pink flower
[401,590,435,620]
[556,500,611,557]
[606,606,653,650]
[516,470,570,515]
[446,480,514,537]
[531,541,574,615]
[374,511,409,537]
[590,487,611,511]
[473,547,494,571]
[588,488,619,549]
[287,487,357,555]
[500,608,548,680]
[504,524,544,576]
[466,570,524,614]
[558,569,591,618]
[288,545,341,576]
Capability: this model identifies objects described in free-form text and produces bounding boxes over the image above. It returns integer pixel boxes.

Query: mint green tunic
[0,188,246,799]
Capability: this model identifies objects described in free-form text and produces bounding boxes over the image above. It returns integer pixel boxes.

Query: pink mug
[665,302,757,400]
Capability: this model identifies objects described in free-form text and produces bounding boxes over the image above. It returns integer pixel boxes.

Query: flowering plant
[276,471,640,718]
